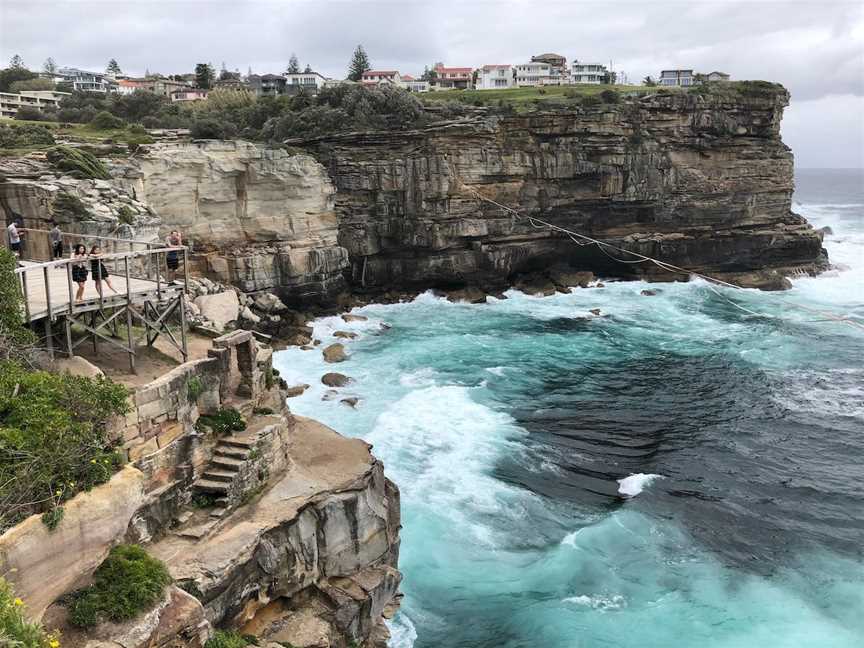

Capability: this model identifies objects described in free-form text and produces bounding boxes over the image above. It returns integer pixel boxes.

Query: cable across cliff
[461,184,864,333]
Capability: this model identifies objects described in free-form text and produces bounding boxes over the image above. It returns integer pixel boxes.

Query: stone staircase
[193,434,256,519]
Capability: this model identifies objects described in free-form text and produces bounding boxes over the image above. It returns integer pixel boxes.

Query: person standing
[49,222,63,260]
[71,243,89,301]
[89,245,117,297]
[6,219,22,258]
[165,230,183,282]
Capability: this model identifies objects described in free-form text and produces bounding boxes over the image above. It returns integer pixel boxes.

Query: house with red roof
[361,70,402,85]
[432,64,473,90]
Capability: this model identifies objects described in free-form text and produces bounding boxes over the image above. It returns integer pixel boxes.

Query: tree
[10,78,54,93]
[106,58,122,76]
[8,54,24,69]
[288,53,300,74]
[347,44,370,81]
[43,57,57,74]
[421,65,438,82]
[0,67,36,92]
[303,64,313,74]
[195,63,215,89]
[643,75,656,87]
[602,70,617,85]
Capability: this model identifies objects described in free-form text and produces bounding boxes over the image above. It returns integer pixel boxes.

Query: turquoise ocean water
[274,169,864,648]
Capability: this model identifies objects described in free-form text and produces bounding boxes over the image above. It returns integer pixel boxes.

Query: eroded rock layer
[119,141,349,301]
[292,89,826,291]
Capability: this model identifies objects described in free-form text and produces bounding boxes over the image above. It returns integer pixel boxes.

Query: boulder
[333,330,358,340]
[240,306,262,324]
[589,308,603,316]
[54,355,104,379]
[254,292,288,313]
[194,291,239,327]
[285,384,310,398]
[640,289,658,296]
[323,343,347,363]
[340,397,359,408]
[445,287,488,304]
[342,314,368,323]
[322,372,352,387]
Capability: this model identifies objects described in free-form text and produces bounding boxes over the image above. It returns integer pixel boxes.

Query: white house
[477,65,514,90]
[398,75,430,93]
[705,71,731,82]
[284,71,329,92]
[361,70,402,85]
[515,62,553,87]
[54,67,116,92]
[570,61,607,84]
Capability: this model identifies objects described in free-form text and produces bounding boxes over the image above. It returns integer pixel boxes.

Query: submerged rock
[322,372,352,387]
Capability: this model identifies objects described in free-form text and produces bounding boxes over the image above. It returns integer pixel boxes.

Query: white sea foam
[399,367,438,388]
[563,594,627,610]
[386,613,418,648]
[617,473,663,497]
[485,366,507,376]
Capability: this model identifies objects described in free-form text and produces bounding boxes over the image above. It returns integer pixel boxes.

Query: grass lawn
[422,84,668,107]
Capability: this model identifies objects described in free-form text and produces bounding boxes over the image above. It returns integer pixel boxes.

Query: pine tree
[287,54,300,74]
[195,63,215,89]
[9,55,25,69]
[43,57,57,74]
[106,58,122,76]
[347,45,370,82]
[303,64,312,73]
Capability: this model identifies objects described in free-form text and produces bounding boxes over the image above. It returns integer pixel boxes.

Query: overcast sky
[1,0,862,167]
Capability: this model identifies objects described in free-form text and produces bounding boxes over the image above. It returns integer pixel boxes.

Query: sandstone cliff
[290,88,825,291]
[118,141,349,301]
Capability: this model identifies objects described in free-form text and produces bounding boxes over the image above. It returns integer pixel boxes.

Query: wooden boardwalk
[14,237,190,370]
[20,260,182,321]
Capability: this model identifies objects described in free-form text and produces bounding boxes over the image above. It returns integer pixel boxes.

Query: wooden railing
[14,244,188,323]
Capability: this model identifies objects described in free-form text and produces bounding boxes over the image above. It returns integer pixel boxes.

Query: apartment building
[659,69,695,87]
[477,65,515,90]
[248,74,288,96]
[54,67,115,93]
[0,90,70,118]
[515,62,554,87]
[570,61,607,84]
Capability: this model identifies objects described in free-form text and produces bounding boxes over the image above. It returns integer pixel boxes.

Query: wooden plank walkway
[20,261,182,322]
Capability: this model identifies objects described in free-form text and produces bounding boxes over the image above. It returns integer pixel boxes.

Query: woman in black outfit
[89,245,117,297]
[71,243,89,301]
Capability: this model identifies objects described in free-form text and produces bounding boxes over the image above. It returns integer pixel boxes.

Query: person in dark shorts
[71,243,89,301]
[89,245,117,297]
[7,219,22,258]
[50,222,63,260]
[164,230,183,281]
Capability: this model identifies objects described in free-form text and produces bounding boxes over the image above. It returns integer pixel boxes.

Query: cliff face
[292,89,825,291]
[120,141,349,301]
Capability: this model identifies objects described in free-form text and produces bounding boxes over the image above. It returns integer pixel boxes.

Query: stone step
[215,496,230,506]
[220,437,255,450]
[194,479,230,494]
[211,456,244,471]
[215,447,249,460]
[209,507,228,518]
[202,469,236,483]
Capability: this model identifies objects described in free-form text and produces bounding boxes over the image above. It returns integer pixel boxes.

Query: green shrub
[0,360,129,532]
[600,89,620,104]
[0,123,55,148]
[68,545,171,628]
[191,118,226,139]
[127,123,148,135]
[580,94,602,107]
[14,106,48,122]
[0,577,59,648]
[116,204,135,225]
[45,145,111,180]
[187,376,204,401]
[205,630,250,648]
[89,110,126,130]
[196,408,246,435]
[40,506,64,530]
[0,249,36,359]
